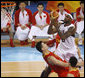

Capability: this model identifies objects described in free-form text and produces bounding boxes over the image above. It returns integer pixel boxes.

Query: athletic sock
[10,38,15,47]
[20,41,25,45]
[25,39,29,45]
[31,41,35,48]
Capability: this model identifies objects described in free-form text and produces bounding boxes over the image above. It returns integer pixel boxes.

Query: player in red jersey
[36,41,83,77]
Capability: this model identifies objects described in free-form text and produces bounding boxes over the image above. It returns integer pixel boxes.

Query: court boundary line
[1,71,84,73]
[1,61,45,63]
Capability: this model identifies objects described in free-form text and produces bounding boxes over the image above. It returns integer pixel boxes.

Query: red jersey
[55,34,60,48]
[76,7,84,22]
[43,52,69,77]
[68,68,80,77]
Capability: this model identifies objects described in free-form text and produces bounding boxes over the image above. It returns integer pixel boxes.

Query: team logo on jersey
[43,15,46,17]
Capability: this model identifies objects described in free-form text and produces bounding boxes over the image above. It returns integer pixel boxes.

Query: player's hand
[21,26,27,30]
[41,26,45,30]
[3,27,7,32]
[39,26,43,30]
[79,57,83,61]
[7,25,10,28]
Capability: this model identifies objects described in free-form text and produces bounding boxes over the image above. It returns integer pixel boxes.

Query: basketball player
[36,41,83,77]
[48,14,83,62]
[28,3,53,48]
[41,14,83,77]
[14,1,32,45]
[1,8,15,47]
[57,3,71,22]
[76,1,84,45]
[47,2,75,48]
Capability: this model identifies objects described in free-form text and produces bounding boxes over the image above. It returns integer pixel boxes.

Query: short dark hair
[37,3,44,7]
[80,1,84,4]
[57,2,64,7]
[19,1,26,5]
[36,41,43,53]
[69,56,78,67]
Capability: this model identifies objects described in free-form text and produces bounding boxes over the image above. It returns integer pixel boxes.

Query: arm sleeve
[28,9,32,23]
[14,11,19,29]
[46,12,50,24]
[76,8,81,22]
[32,12,37,25]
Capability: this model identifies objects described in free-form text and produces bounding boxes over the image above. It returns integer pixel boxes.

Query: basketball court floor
[1,40,84,77]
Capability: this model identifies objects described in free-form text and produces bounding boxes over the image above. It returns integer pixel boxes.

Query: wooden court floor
[1,38,84,47]
[1,39,84,77]
[1,62,84,77]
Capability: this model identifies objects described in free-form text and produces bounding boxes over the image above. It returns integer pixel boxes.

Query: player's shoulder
[64,9,71,14]
[33,11,38,16]
[76,7,81,11]
[25,8,32,13]
[15,9,21,14]
[43,11,49,15]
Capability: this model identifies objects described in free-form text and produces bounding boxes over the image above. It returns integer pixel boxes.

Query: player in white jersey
[28,3,53,48]
[76,1,84,45]
[1,8,15,47]
[48,14,83,62]
[40,14,83,77]
[46,3,72,51]
[14,2,32,45]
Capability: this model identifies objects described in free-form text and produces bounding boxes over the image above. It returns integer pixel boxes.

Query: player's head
[57,3,64,12]
[64,14,73,23]
[80,1,84,9]
[37,3,44,12]
[36,41,48,53]
[69,56,78,67]
[19,1,26,10]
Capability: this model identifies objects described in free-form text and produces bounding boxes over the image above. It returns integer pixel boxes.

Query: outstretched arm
[76,45,83,60]
[47,56,69,67]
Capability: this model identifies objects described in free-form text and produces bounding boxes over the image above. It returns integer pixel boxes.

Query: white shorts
[54,48,79,62]
[15,26,30,41]
[76,21,84,34]
[28,25,53,40]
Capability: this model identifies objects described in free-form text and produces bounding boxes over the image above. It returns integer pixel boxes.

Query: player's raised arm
[47,56,69,67]
[48,19,60,34]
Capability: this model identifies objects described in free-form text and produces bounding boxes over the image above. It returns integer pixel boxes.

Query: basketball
[1,1,84,77]
[52,11,59,17]
[50,11,59,19]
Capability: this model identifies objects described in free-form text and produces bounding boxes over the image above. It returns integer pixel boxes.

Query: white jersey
[55,24,78,61]
[1,12,11,29]
[58,11,69,22]
[15,10,30,41]
[19,10,29,26]
[28,11,53,40]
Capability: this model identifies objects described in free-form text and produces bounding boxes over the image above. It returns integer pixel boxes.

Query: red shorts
[68,71,80,77]
[51,69,68,77]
